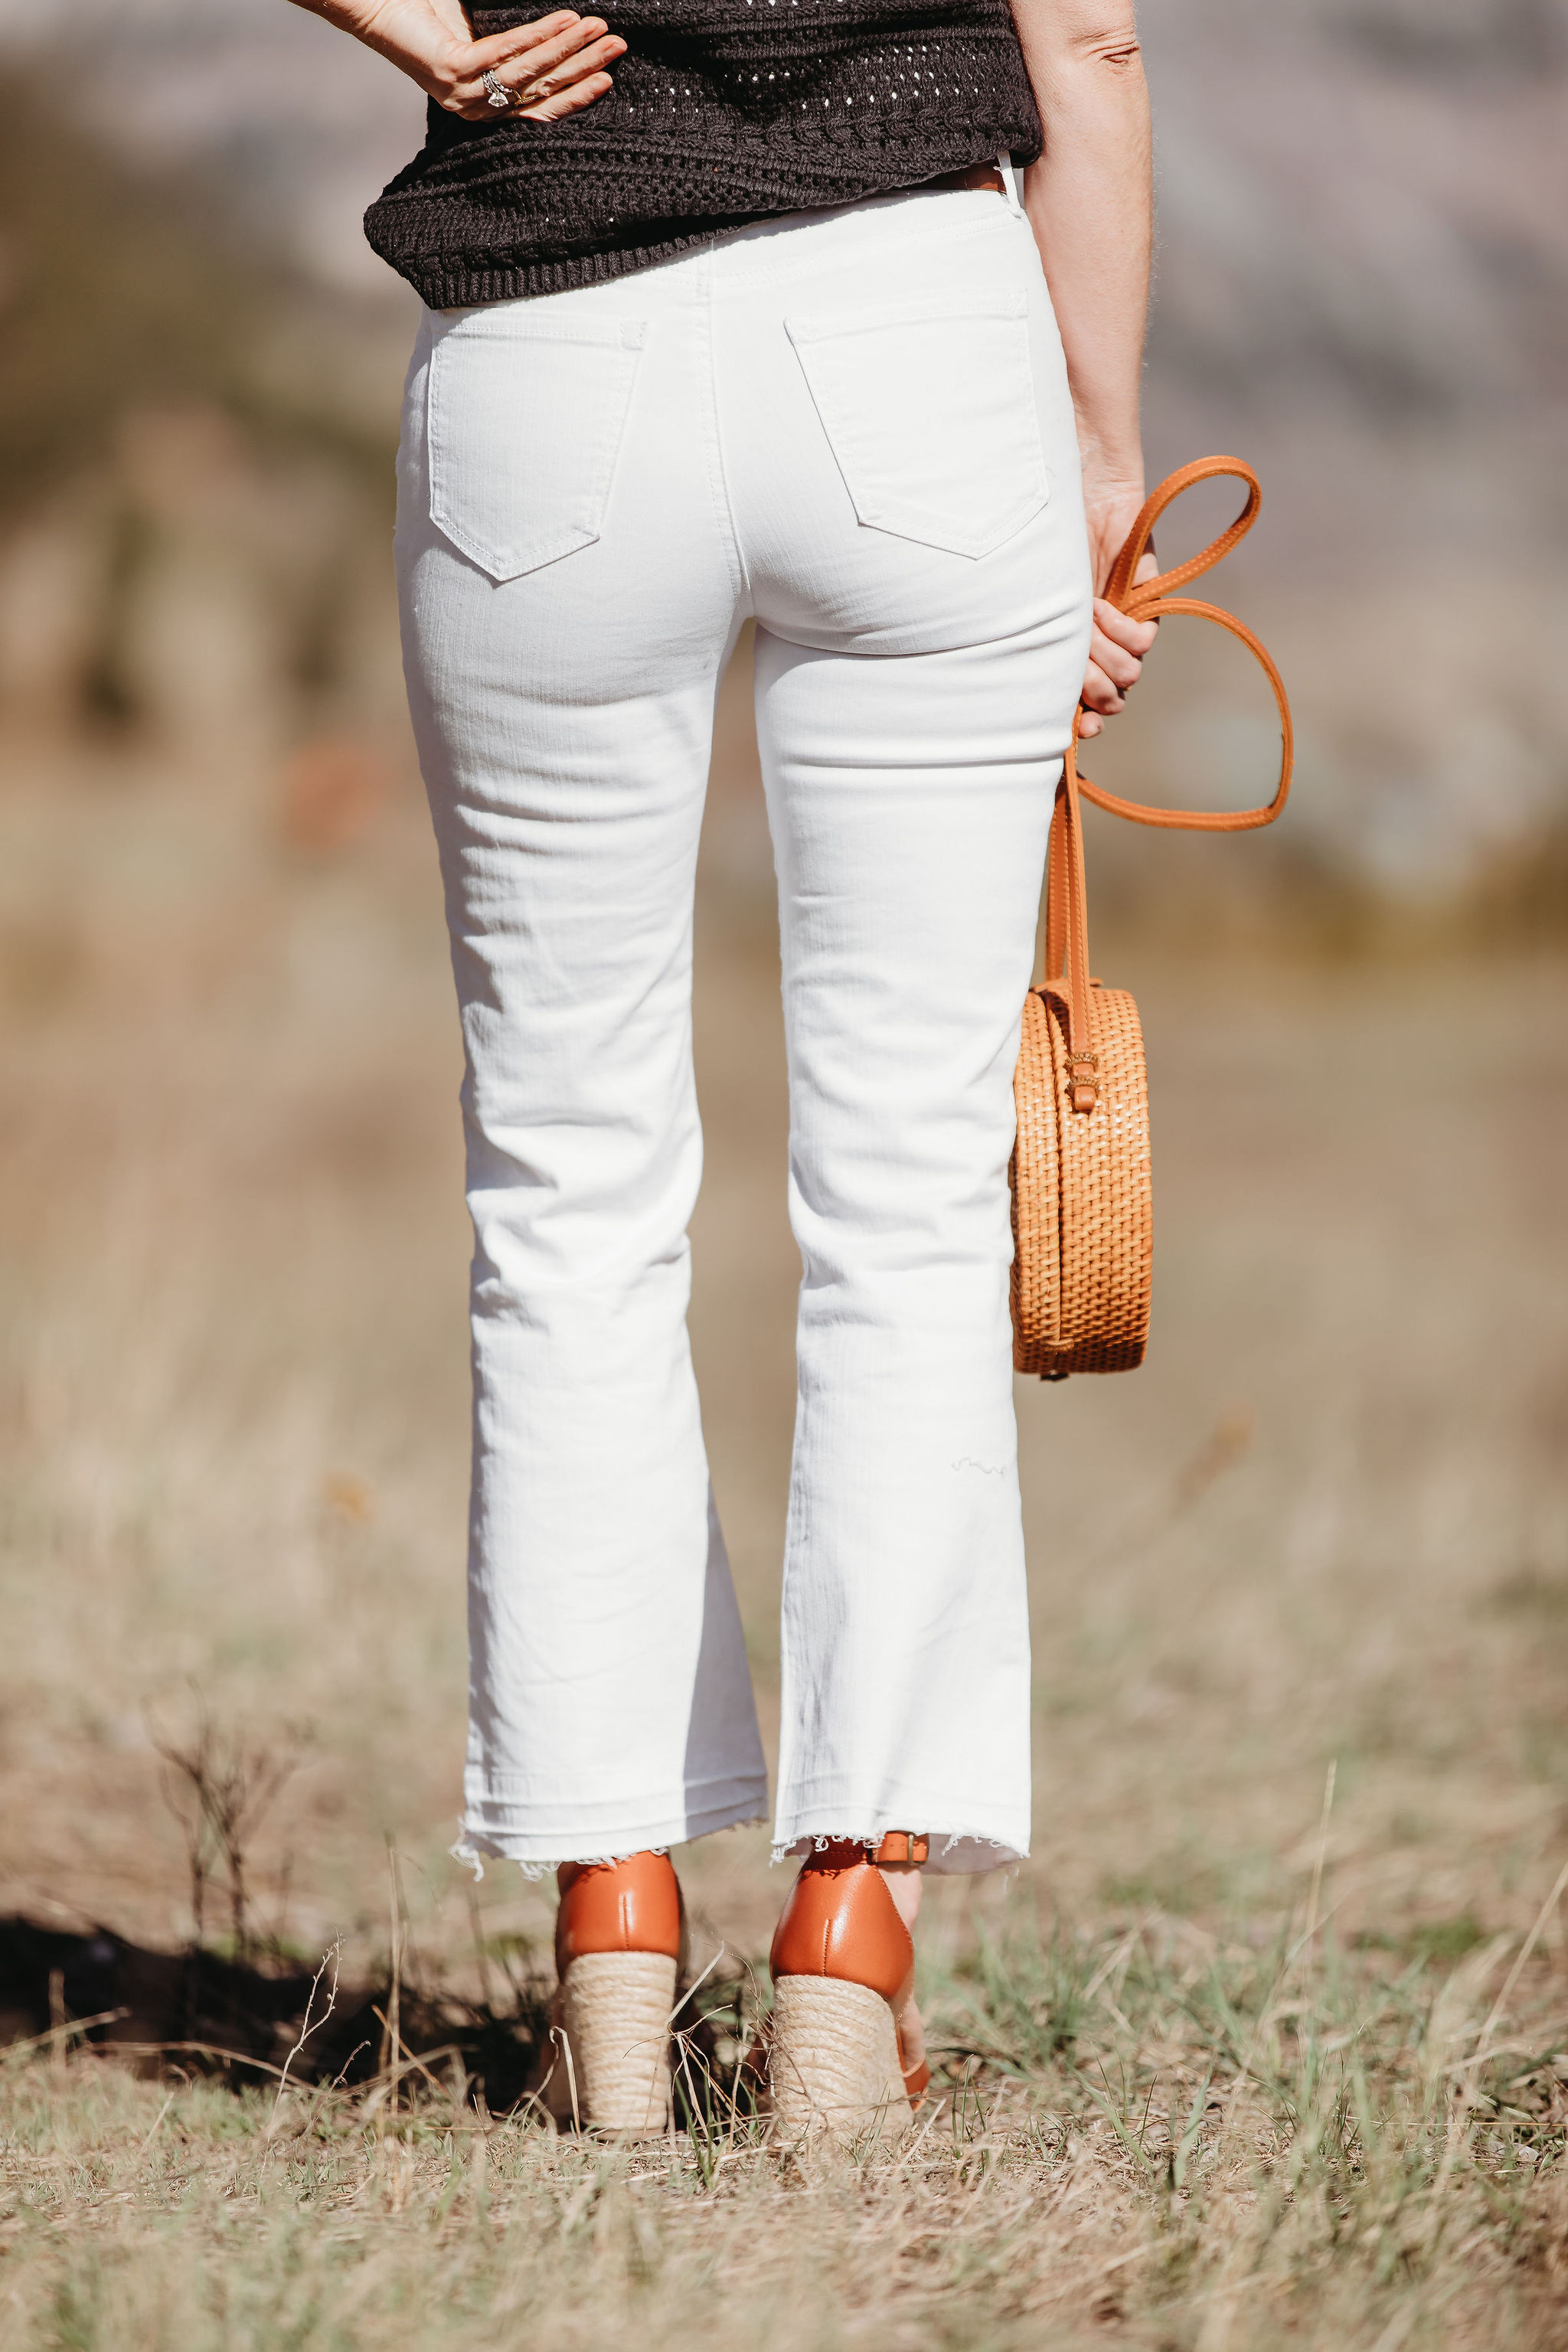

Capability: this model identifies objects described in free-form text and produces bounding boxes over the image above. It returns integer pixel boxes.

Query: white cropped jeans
[395,183,1093,1876]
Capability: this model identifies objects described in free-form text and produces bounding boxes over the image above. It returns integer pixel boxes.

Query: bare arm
[286,0,624,124]
[1009,2,1155,735]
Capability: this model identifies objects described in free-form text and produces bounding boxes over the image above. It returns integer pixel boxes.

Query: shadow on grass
[0,1912,766,2132]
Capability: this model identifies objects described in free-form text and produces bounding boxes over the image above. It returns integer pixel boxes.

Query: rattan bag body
[1011,459,1293,1380]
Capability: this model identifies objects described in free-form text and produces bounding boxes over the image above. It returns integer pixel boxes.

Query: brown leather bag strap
[1040,457,1293,1109]
[1078,455,1294,832]
[1041,737,1100,1106]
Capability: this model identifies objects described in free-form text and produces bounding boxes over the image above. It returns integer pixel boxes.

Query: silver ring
[482,68,513,109]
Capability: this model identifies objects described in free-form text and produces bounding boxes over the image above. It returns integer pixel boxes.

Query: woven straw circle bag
[1011,457,1294,1380]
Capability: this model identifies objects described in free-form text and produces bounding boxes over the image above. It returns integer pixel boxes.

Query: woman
[292,0,1155,2135]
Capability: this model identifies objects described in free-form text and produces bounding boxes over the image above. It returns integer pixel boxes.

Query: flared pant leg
[713,191,1094,1869]
[395,273,769,1868]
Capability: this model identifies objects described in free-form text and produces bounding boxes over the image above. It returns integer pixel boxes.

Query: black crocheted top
[364,0,1042,307]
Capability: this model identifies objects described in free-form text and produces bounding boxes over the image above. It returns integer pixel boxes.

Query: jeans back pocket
[426,310,646,583]
[786,289,1049,560]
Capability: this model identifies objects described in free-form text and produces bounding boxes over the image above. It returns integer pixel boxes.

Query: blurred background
[0,0,1563,1985]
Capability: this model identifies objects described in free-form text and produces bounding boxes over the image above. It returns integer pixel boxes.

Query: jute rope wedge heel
[558,1950,678,2132]
[768,1835,931,2144]
[549,1853,684,2135]
[769,1975,908,2130]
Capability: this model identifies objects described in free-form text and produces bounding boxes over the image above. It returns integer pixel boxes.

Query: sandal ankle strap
[868,1832,929,1865]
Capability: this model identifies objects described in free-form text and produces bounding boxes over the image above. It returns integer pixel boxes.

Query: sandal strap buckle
[867,1831,929,1865]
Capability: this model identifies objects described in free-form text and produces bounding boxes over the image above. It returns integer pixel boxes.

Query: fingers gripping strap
[1042,456,1293,1097]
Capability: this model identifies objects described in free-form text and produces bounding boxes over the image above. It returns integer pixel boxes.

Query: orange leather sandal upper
[769,1838,932,2097]
[556,1851,683,1974]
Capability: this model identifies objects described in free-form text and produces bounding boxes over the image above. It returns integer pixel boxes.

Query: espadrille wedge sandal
[768,1835,931,2143]
[547,1852,684,2135]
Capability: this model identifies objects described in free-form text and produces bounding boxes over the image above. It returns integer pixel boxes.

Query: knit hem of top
[364,0,1044,308]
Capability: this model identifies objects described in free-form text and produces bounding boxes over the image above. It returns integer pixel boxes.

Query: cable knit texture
[364,0,1043,305]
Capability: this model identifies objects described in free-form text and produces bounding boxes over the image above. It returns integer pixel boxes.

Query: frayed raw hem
[448,1839,668,1884]
[769,1830,1027,1876]
[452,1813,767,1883]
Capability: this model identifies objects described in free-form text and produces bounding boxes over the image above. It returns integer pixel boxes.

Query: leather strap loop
[1080,456,1293,834]
[1041,457,1292,1097]
[1102,454,1260,610]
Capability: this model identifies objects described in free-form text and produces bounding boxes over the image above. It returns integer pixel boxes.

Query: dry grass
[5,1911,1568,2350]
[1,667,1566,2344]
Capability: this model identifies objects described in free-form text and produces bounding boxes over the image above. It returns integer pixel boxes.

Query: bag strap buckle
[1063,1049,1099,1112]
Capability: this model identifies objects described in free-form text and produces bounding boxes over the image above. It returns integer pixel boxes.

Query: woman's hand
[1079,483,1159,742]
[289,1,625,123]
